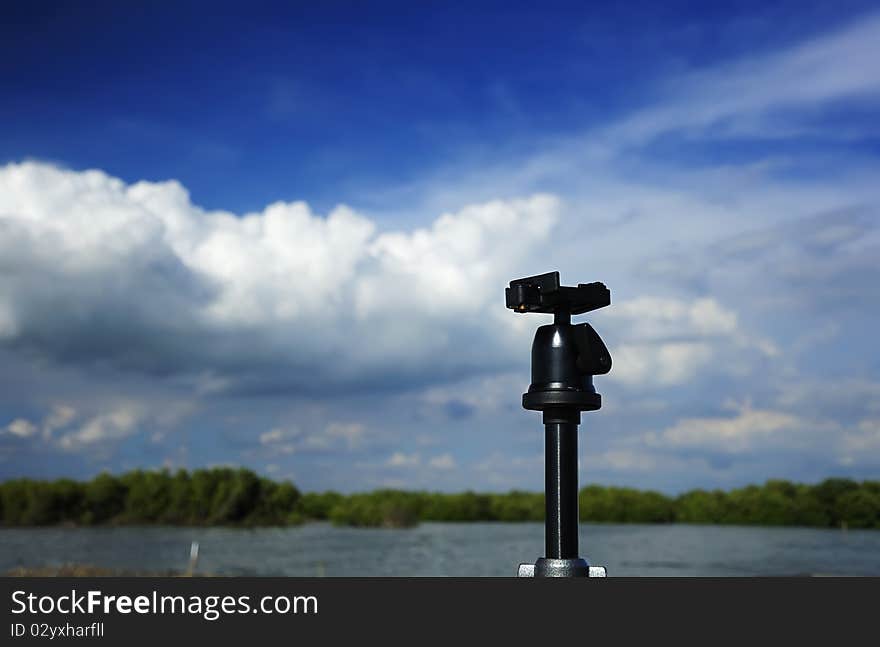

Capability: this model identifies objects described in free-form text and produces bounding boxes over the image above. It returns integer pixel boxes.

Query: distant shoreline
[1,469,878,530]
[0,518,876,531]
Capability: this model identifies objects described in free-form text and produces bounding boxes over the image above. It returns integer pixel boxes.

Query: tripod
[506,272,612,578]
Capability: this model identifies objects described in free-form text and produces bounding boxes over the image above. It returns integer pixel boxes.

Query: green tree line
[0,470,877,529]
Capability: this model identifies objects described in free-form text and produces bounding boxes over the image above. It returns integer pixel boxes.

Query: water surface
[2,523,878,576]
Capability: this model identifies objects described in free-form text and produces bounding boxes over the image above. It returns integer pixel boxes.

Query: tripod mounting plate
[506,271,610,316]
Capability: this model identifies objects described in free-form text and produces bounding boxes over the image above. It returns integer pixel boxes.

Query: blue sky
[1,1,879,492]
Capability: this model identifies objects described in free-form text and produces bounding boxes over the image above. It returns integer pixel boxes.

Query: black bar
[3,577,876,643]
[544,421,579,559]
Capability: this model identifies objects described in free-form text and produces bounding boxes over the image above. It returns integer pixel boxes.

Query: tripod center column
[543,409,580,560]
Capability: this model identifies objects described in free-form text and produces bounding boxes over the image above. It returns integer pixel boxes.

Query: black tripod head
[507,272,612,413]
[506,271,612,577]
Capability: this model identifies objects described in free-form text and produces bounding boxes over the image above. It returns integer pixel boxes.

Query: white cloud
[2,405,77,440]
[58,405,142,450]
[324,422,365,449]
[258,427,298,454]
[773,379,880,426]
[428,453,456,470]
[597,295,783,387]
[601,296,749,387]
[607,297,738,339]
[840,419,880,461]
[258,421,364,454]
[420,371,522,416]
[386,452,420,468]
[610,341,713,387]
[472,452,544,488]
[259,428,288,445]
[4,418,38,438]
[43,405,76,435]
[584,447,705,474]
[593,449,657,472]
[644,402,801,453]
[604,13,880,144]
[0,162,557,391]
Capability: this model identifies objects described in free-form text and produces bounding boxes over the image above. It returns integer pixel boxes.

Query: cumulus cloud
[610,341,714,387]
[427,453,456,470]
[599,296,776,387]
[607,297,737,339]
[645,402,801,453]
[2,404,78,441]
[473,452,544,489]
[420,372,522,418]
[58,405,143,450]
[775,379,880,418]
[585,447,706,475]
[259,427,292,447]
[386,452,420,468]
[324,422,365,449]
[639,400,872,469]
[0,162,556,394]
[44,405,77,436]
[4,418,38,438]
[640,205,880,315]
[257,421,365,454]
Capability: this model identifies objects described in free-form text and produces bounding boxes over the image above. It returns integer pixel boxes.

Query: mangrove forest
[0,468,878,529]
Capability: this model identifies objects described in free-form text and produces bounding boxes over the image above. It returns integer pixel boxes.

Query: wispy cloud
[602,13,880,144]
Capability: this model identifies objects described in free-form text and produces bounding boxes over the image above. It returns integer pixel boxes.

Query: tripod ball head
[506,272,612,413]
